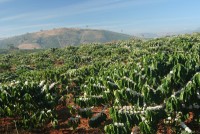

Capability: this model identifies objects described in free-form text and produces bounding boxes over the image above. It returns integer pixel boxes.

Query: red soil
[1,105,199,134]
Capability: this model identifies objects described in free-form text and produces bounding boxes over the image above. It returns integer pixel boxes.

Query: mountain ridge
[0,28,131,49]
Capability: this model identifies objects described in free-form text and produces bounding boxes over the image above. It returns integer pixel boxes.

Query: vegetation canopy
[0,33,200,133]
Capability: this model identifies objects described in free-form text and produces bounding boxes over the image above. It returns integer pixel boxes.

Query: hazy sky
[0,0,200,38]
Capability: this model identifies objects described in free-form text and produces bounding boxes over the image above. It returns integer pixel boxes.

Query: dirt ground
[1,106,200,134]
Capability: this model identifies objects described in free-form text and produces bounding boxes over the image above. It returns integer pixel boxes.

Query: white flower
[170,70,173,74]
[171,94,175,98]
[84,98,89,101]
[39,80,45,87]
[141,111,145,114]
[49,82,56,90]
[134,70,137,73]
[114,122,118,126]
[122,106,126,110]
[76,115,81,118]
[104,90,110,93]
[130,111,134,114]
[42,85,47,92]
[167,117,172,120]
[185,127,192,133]
[141,117,145,121]
[187,81,192,84]
[119,123,124,126]
[15,81,20,84]
[143,103,147,110]
[10,82,14,86]
[197,92,200,99]
[84,92,87,97]
[115,99,119,103]
[25,81,28,85]
[114,106,117,109]
[180,122,192,133]
[114,122,124,127]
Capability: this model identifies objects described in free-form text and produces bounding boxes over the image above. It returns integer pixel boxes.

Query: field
[0,33,200,134]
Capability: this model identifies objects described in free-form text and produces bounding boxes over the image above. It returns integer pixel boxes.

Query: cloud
[0,14,29,21]
[38,0,164,20]
[0,0,169,37]
[1,0,163,22]
[27,0,122,21]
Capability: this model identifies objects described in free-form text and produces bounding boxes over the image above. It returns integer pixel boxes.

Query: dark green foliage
[0,33,200,133]
[78,108,93,118]
[89,112,107,128]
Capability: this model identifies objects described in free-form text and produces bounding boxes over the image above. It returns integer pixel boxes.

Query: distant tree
[36,37,43,45]
[8,44,19,50]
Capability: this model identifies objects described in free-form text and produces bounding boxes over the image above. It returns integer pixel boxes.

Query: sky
[0,0,200,38]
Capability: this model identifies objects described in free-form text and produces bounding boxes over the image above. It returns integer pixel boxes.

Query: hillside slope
[0,33,200,133]
[0,28,131,49]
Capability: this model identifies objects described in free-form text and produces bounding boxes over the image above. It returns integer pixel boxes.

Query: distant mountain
[0,38,5,40]
[0,28,131,49]
[134,29,200,39]
[134,32,180,39]
[133,33,160,39]
[193,28,200,33]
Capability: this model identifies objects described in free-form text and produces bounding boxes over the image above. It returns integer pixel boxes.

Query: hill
[0,28,131,49]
